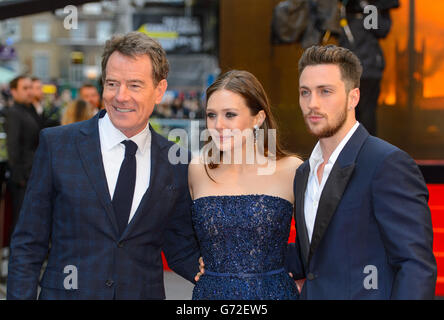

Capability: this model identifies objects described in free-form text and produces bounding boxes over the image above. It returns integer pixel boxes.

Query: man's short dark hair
[10,75,30,90]
[298,45,363,91]
[31,76,41,82]
[79,83,97,93]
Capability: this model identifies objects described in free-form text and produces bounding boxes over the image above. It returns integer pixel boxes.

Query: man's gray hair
[101,31,169,85]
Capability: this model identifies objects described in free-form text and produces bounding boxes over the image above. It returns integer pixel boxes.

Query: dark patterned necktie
[112,140,137,236]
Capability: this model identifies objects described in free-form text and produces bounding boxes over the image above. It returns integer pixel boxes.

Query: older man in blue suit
[7,32,201,299]
[288,45,437,299]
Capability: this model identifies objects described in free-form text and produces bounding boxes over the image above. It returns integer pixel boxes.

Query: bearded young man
[287,45,437,299]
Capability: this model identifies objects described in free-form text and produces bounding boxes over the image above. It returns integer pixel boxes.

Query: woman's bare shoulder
[278,155,304,172]
[188,156,206,178]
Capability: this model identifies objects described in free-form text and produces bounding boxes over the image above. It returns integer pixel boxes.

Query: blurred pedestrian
[5,75,41,237]
[79,83,101,114]
[338,0,399,136]
[30,77,61,128]
[30,77,44,118]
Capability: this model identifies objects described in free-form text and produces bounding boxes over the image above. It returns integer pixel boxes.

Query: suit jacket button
[307,273,315,280]
[118,242,124,248]
[105,280,114,287]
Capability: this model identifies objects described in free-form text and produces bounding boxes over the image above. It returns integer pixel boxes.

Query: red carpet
[428,184,444,296]
[162,184,444,296]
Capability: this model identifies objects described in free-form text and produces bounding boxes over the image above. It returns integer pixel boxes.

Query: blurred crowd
[0,79,102,129]
[0,76,104,244]
[152,90,204,119]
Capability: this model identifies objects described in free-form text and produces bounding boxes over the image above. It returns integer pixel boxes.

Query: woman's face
[206,89,263,153]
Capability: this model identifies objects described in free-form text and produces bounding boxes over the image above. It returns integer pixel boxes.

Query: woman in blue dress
[189,70,302,300]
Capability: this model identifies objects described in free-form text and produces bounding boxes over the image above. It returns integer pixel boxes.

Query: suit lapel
[294,161,311,268]
[307,124,370,263]
[121,125,173,239]
[308,162,355,262]
[77,110,119,236]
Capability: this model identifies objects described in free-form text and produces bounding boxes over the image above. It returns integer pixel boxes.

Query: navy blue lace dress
[191,194,299,300]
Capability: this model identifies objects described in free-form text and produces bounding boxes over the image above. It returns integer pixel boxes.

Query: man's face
[11,78,33,105]
[102,51,167,138]
[299,64,358,139]
[31,80,43,102]
[79,86,100,109]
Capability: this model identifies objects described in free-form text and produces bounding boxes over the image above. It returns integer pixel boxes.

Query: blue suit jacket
[288,124,437,299]
[7,110,200,299]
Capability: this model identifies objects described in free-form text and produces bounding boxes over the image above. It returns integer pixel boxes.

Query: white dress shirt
[304,121,360,243]
[98,113,151,223]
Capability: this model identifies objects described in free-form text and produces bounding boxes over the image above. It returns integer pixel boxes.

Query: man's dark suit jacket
[288,124,437,299]
[5,102,41,186]
[7,110,200,299]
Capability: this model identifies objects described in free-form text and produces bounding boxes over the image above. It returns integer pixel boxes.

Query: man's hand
[194,257,205,282]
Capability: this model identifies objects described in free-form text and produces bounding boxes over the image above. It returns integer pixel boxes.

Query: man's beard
[304,103,348,139]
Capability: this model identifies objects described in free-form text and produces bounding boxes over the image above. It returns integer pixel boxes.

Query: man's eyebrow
[105,79,145,84]
[299,84,336,89]
[127,79,145,84]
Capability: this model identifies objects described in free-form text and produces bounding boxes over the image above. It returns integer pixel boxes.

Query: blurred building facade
[0,0,218,119]
[0,1,121,88]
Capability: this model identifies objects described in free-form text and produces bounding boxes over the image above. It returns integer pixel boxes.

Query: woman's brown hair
[61,99,94,125]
